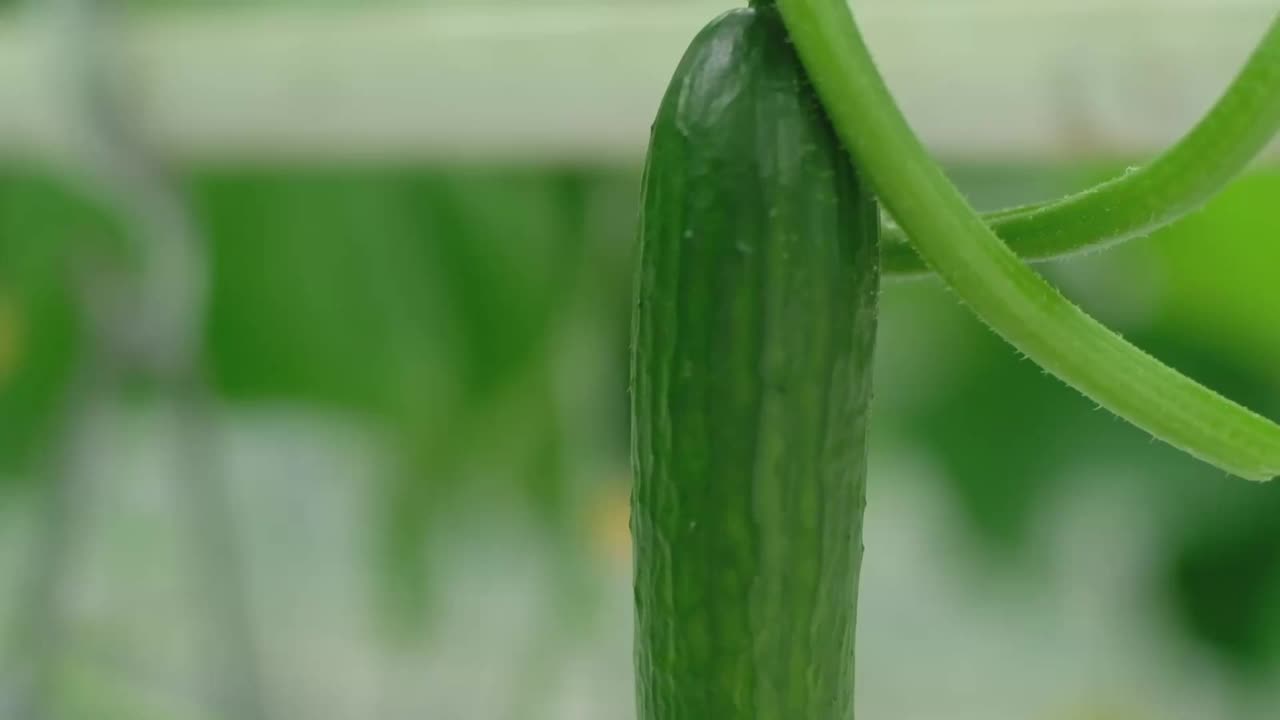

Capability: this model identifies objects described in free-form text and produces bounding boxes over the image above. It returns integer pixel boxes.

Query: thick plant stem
[778,0,1280,481]
[882,15,1280,277]
[49,0,274,715]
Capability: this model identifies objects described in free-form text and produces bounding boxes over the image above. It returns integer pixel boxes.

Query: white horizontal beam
[0,1,1277,166]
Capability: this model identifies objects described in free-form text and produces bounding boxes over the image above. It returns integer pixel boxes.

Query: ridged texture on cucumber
[631,7,881,720]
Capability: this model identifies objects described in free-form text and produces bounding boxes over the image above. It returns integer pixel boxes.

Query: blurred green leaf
[1166,482,1280,676]
[196,167,600,631]
[0,171,96,483]
[1149,170,1280,385]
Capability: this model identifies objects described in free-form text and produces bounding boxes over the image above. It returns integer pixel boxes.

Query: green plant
[631,1,1280,718]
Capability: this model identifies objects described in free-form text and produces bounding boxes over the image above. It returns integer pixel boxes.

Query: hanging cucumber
[630,6,880,719]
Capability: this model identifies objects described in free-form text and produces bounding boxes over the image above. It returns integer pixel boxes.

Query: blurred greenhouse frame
[0,1,1279,719]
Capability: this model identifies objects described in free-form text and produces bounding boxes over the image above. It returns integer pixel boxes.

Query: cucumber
[630,7,880,720]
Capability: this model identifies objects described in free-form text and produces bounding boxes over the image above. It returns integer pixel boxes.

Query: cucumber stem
[778,0,1280,481]
[883,16,1280,278]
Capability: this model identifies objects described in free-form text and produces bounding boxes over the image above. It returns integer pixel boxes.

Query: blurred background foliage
[3,160,1279,695]
[1,0,1279,718]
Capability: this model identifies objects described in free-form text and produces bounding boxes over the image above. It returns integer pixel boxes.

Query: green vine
[776,0,1280,481]
[883,15,1280,277]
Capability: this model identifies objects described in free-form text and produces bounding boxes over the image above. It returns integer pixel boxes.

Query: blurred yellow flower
[589,472,632,566]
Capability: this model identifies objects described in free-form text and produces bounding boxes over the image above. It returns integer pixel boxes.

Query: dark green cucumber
[631,6,880,720]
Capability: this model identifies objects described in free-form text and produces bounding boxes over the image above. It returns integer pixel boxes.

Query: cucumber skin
[630,7,880,720]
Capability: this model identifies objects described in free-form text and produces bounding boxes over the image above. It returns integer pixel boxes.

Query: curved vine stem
[776,0,1280,481]
[882,14,1280,277]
